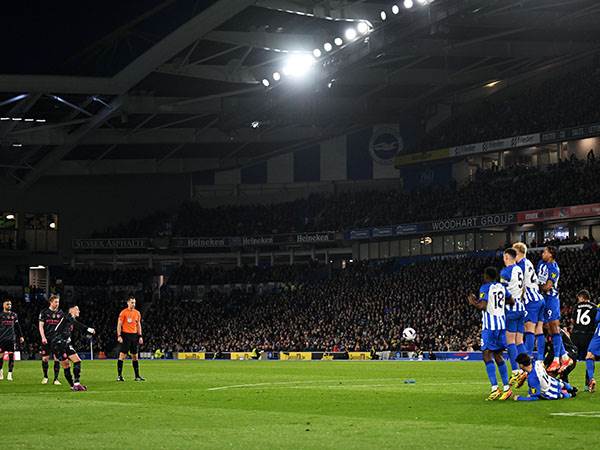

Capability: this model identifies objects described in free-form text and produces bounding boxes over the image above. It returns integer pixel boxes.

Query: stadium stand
[7,247,599,356]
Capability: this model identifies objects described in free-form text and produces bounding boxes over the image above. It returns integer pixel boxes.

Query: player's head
[516,353,532,371]
[127,296,136,309]
[49,294,60,310]
[503,248,517,266]
[577,289,591,303]
[483,266,498,283]
[2,298,11,312]
[542,245,557,262]
[68,305,80,317]
[512,242,527,258]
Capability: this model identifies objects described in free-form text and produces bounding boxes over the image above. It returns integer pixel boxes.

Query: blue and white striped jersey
[479,282,511,330]
[516,257,544,304]
[500,264,525,312]
[537,260,560,298]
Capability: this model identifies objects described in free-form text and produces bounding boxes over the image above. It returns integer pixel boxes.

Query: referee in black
[571,290,597,387]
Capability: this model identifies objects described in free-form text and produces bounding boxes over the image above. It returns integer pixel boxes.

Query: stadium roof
[1,0,600,188]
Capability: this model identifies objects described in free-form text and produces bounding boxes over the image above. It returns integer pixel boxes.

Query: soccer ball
[402,327,416,341]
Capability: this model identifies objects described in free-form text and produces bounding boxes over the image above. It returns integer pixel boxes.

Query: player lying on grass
[51,306,95,391]
[468,266,515,401]
[513,353,577,401]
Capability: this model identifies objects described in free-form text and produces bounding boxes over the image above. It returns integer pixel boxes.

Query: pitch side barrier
[170,351,535,361]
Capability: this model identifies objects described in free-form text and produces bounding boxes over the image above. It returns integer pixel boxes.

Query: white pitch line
[550,411,600,418]
[206,380,488,391]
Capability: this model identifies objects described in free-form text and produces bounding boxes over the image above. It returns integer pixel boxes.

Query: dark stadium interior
[2,0,600,360]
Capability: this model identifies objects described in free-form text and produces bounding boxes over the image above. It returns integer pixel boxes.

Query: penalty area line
[550,411,600,418]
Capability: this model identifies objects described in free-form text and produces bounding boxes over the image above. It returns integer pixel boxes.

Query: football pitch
[1,360,599,449]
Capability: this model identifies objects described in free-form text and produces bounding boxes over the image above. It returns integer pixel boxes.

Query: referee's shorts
[119,333,140,355]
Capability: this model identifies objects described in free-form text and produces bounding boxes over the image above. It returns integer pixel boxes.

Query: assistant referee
[116,296,145,381]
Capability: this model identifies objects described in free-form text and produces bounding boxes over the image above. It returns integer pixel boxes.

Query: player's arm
[468,289,486,310]
[514,378,541,401]
[540,266,558,293]
[67,311,95,335]
[15,315,24,344]
[540,279,553,293]
[137,315,143,345]
[504,288,514,306]
[117,315,123,343]
[38,317,47,344]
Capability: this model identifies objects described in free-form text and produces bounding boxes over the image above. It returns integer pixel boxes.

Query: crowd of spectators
[419,61,600,151]
[88,156,600,238]
[4,246,599,356]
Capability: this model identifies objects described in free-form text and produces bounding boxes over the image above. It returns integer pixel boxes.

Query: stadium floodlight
[334,37,343,46]
[35,119,46,123]
[282,53,315,78]
[262,78,270,87]
[49,222,56,229]
[392,4,400,14]
[251,121,260,129]
[5,214,15,220]
[0,117,9,121]
[11,143,22,147]
[404,0,414,8]
[312,48,322,58]
[357,22,370,35]
[29,265,46,269]
[344,27,358,41]
[11,117,22,121]
[272,71,281,81]
[417,0,427,3]
[323,42,333,52]
[380,10,387,20]
[484,80,501,88]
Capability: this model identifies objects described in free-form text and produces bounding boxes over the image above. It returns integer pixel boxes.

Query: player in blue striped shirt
[584,305,600,392]
[513,353,577,401]
[537,246,573,374]
[468,266,514,401]
[500,248,527,389]
[513,242,546,363]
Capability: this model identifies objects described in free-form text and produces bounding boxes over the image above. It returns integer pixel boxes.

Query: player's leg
[494,350,512,400]
[7,351,14,380]
[482,348,501,400]
[131,337,144,381]
[0,349,4,380]
[68,353,86,391]
[53,357,61,385]
[585,336,600,392]
[60,358,74,387]
[524,321,536,357]
[117,351,127,381]
[534,320,545,361]
[505,328,520,376]
[41,354,49,384]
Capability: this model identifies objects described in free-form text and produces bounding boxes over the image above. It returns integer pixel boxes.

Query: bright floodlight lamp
[272,72,281,81]
[5,214,15,220]
[344,27,357,41]
[262,79,270,87]
[380,10,387,20]
[49,222,56,229]
[282,53,315,78]
[392,4,400,14]
[312,48,322,58]
[357,22,370,35]
[417,0,427,3]
[404,0,414,8]
[323,42,333,52]
[334,37,343,46]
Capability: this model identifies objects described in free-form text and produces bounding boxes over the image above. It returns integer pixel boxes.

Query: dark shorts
[120,333,140,355]
[0,339,15,353]
[572,333,594,359]
[51,341,77,361]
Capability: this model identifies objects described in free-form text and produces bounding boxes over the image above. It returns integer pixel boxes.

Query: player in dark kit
[0,299,24,381]
[38,294,64,385]
[571,290,597,386]
[51,305,95,391]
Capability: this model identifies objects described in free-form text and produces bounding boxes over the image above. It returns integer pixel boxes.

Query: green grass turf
[1,360,599,449]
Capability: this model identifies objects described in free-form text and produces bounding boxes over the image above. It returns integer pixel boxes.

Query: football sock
[117,359,123,376]
[507,343,519,372]
[552,334,564,359]
[586,359,595,382]
[73,362,81,383]
[524,332,535,356]
[8,354,14,372]
[64,367,74,387]
[53,361,60,380]
[535,334,545,360]
[517,343,527,358]
[42,360,49,378]
[497,360,509,386]
[485,360,497,388]
[133,360,140,378]
[560,341,567,358]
